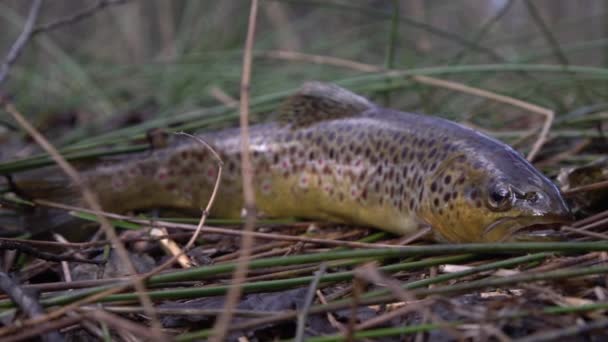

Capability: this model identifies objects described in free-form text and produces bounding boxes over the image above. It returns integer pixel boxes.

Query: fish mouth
[483,214,573,242]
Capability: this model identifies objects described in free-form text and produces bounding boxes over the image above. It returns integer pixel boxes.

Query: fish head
[419,149,572,243]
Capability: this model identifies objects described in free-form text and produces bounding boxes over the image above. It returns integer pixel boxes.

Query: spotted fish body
[19,83,571,242]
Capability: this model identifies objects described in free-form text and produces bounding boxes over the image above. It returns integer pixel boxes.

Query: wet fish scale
[18,82,571,243]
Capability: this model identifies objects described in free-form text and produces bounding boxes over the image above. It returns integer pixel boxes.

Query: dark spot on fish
[273,154,279,164]
[470,189,478,200]
[328,132,336,141]
[400,147,408,159]
[475,200,482,208]
[457,176,465,185]
[443,193,450,203]
[329,148,335,159]
[305,131,313,139]
[417,152,424,161]
[444,175,452,185]
[430,182,437,192]
[409,199,415,210]
[428,148,437,158]
[365,148,371,158]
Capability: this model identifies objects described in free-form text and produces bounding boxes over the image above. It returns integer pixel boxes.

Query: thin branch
[295,263,327,342]
[32,0,129,35]
[0,0,128,87]
[0,271,62,342]
[144,131,223,271]
[0,0,43,86]
[0,239,102,264]
[210,1,259,340]
[563,179,608,196]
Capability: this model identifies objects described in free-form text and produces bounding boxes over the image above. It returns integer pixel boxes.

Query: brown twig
[84,309,158,340]
[1,100,164,339]
[563,179,608,196]
[210,1,259,340]
[2,315,80,342]
[145,132,224,269]
[0,271,62,342]
[258,50,555,161]
[0,239,102,264]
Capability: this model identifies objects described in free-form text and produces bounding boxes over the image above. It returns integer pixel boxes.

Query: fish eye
[487,183,513,211]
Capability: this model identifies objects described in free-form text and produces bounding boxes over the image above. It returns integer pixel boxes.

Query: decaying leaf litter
[1,1,608,341]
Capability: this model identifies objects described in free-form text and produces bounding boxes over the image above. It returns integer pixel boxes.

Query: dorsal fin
[279,82,375,127]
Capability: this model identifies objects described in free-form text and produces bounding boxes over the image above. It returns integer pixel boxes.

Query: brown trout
[15,82,571,242]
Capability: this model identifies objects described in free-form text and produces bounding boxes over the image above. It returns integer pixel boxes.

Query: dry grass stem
[563,179,608,196]
[37,199,406,249]
[210,0,259,340]
[210,86,239,108]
